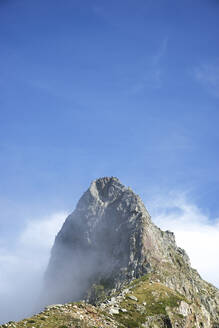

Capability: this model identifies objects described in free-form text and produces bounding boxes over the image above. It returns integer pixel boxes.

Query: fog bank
[0,212,67,324]
[150,194,219,288]
[1,195,219,323]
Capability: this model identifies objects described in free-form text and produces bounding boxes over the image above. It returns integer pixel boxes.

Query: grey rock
[43,177,219,327]
[128,295,138,301]
[45,304,63,310]
[109,307,119,315]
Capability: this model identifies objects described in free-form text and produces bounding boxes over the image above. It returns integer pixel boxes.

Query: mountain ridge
[44,177,185,301]
[2,177,218,327]
[42,177,219,326]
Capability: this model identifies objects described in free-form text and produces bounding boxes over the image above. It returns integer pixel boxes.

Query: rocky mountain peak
[78,176,148,216]
[42,177,219,327]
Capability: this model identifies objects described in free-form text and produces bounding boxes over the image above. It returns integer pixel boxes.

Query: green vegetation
[114,276,188,328]
[0,303,110,328]
[87,276,115,305]
[0,273,205,328]
[99,277,114,290]
[87,283,106,304]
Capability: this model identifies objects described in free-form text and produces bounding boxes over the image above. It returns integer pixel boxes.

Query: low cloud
[0,211,67,324]
[148,194,219,288]
[1,195,219,323]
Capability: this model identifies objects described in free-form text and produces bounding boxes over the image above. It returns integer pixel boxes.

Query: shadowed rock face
[43,177,219,326]
[44,177,175,301]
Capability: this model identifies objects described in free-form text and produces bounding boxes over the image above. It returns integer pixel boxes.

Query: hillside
[1,177,219,328]
[2,272,218,327]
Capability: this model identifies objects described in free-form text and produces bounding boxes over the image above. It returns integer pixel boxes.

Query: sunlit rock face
[43,177,219,327]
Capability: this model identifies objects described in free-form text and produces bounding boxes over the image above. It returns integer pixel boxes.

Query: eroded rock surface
[42,177,219,327]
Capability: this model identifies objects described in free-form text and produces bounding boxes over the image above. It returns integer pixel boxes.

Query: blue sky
[0,0,219,322]
[1,0,219,231]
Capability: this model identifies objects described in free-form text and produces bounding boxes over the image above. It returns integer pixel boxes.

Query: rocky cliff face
[42,177,219,327]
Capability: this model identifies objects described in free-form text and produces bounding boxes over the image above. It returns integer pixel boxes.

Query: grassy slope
[0,274,198,328]
[0,302,118,328]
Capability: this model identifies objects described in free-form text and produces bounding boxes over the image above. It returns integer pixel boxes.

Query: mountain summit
[42,177,219,327]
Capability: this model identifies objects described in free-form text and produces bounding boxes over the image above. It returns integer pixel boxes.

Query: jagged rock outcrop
[42,177,219,327]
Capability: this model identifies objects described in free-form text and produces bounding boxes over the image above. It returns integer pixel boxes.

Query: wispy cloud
[194,61,219,97]
[152,37,168,66]
[0,211,67,324]
[148,193,219,288]
[130,68,162,94]
[130,37,168,94]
